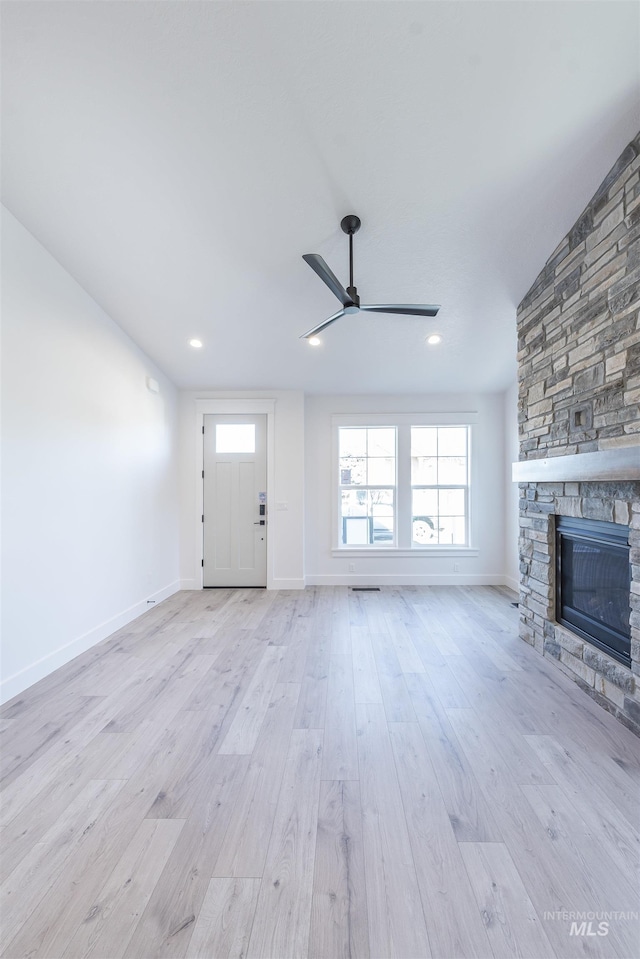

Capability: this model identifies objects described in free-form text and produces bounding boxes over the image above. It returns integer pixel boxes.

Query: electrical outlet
[349,562,355,572]
[453,562,460,572]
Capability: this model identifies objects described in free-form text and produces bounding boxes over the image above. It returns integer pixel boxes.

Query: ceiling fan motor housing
[340,214,361,235]
[345,287,360,310]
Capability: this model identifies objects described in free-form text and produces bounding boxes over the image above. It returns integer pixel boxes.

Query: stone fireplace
[514,133,640,735]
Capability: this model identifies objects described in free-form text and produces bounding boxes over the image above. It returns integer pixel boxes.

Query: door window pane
[216,424,255,453]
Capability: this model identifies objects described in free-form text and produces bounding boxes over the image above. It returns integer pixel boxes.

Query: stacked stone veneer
[517,134,640,735]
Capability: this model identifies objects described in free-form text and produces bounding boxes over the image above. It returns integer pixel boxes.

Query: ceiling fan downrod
[341,214,361,310]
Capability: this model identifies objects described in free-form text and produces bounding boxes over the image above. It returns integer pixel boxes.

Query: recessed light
[426,333,442,345]
[308,336,322,346]
[189,338,203,349]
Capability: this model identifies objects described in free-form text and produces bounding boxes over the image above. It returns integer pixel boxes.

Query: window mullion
[397,425,411,549]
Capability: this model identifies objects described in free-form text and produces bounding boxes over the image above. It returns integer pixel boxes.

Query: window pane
[215,424,255,453]
[368,457,395,485]
[437,457,467,485]
[340,457,366,485]
[438,488,465,515]
[341,489,368,516]
[437,427,467,456]
[340,487,394,546]
[343,516,371,545]
[438,516,466,545]
[411,427,437,456]
[412,488,438,515]
[412,456,438,484]
[370,489,394,510]
[339,428,367,457]
[368,428,395,457]
[412,516,438,545]
[372,515,394,543]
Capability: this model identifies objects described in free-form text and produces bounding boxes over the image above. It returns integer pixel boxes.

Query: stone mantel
[512,445,640,484]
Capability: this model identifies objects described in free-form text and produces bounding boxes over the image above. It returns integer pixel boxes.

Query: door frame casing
[195,399,276,589]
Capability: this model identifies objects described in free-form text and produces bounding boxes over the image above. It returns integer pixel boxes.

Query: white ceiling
[2,1,639,394]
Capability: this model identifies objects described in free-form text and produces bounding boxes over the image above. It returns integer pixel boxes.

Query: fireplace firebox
[556,516,631,667]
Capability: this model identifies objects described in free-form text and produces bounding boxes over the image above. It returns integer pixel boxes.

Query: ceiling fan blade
[302,254,353,307]
[299,309,345,339]
[360,303,440,317]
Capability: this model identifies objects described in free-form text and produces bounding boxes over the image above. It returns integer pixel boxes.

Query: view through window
[338,424,469,547]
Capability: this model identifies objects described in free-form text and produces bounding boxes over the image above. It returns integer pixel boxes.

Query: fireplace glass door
[556,516,631,667]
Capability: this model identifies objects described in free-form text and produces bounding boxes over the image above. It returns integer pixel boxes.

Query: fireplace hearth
[556,516,631,667]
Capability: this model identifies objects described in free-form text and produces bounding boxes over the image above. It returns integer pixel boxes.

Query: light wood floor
[1,586,639,959]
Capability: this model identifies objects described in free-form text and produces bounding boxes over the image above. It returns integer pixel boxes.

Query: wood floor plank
[388,721,493,959]
[446,706,634,959]
[458,842,556,959]
[63,818,184,958]
[0,694,105,787]
[123,756,248,959]
[217,645,286,754]
[405,672,503,842]
[185,878,261,959]
[524,734,640,882]
[369,629,417,722]
[520,783,640,943]
[294,632,330,729]
[322,654,359,781]
[309,780,370,959]
[213,683,300,878]
[246,728,324,959]
[356,703,432,959]
[0,778,126,952]
[350,626,383,705]
[0,728,134,882]
[447,654,558,785]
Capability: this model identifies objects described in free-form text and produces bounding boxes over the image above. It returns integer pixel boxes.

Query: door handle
[254,520,266,526]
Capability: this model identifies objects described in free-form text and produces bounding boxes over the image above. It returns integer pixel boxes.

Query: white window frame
[332,412,479,557]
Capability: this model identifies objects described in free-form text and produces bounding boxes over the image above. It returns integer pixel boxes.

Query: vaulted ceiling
[2,1,639,393]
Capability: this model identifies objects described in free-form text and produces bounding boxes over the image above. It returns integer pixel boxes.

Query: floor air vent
[351,587,381,591]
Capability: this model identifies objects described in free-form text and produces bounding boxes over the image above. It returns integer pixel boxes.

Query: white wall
[305,393,507,585]
[1,208,180,702]
[503,381,520,592]
[178,390,305,589]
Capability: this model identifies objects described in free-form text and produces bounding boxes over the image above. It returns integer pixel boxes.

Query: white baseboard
[304,573,507,587]
[179,578,201,590]
[269,578,306,590]
[504,576,520,593]
[0,579,182,705]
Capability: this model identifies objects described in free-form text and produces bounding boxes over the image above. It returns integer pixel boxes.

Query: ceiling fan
[300,214,440,339]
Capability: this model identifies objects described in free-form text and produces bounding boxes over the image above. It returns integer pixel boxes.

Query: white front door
[203,414,267,587]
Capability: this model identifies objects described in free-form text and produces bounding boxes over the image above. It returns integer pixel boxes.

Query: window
[336,422,470,549]
[339,427,396,546]
[411,427,468,545]
[215,423,255,453]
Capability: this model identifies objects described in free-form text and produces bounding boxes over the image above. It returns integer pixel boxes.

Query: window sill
[332,547,479,558]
